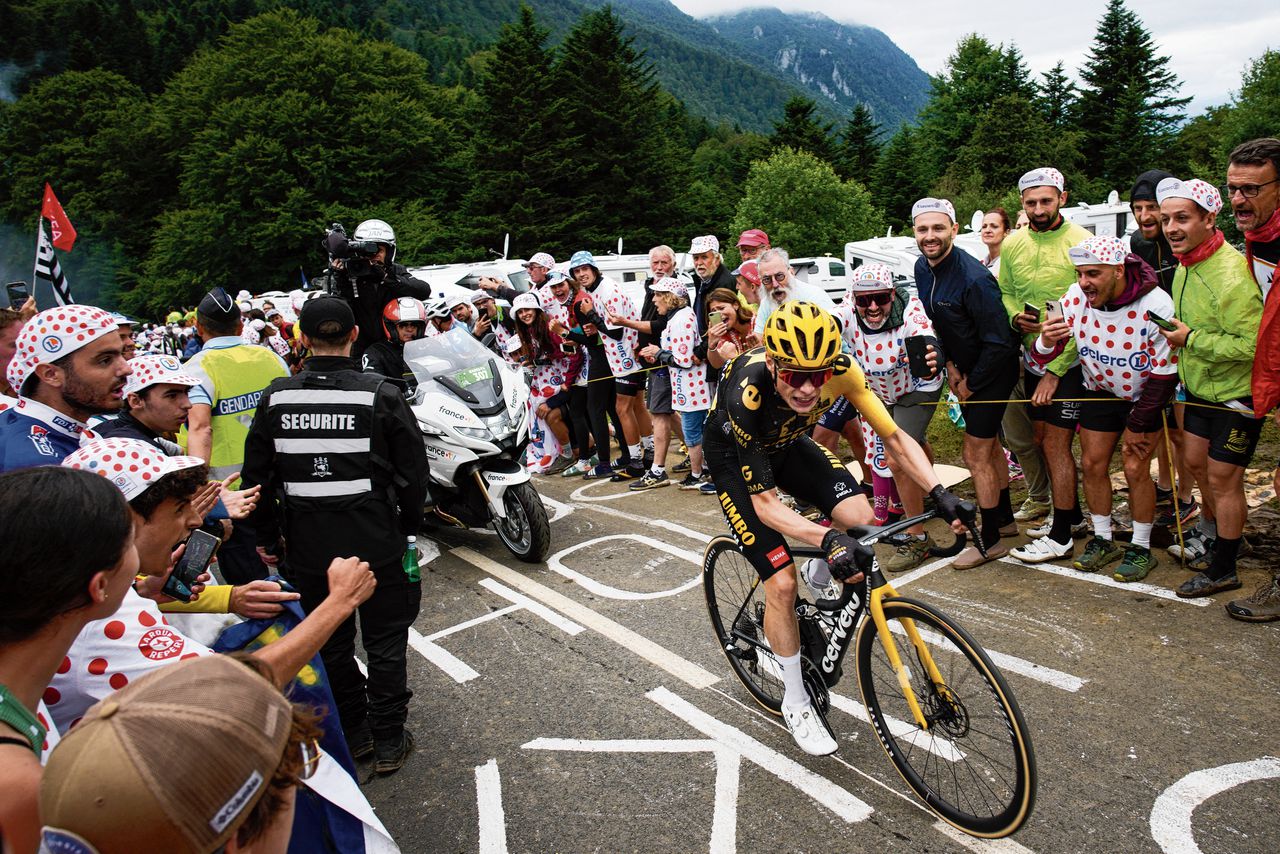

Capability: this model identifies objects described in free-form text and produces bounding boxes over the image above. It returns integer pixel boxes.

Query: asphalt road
[361,470,1280,854]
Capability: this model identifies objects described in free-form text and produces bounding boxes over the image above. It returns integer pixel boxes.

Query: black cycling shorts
[1027,366,1086,428]
[1181,391,1263,467]
[705,435,864,581]
[961,368,1017,440]
[1078,389,1131,434]
[615,374,644,396]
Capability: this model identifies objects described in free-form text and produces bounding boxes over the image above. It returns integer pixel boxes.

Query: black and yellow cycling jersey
[704,348,898,495]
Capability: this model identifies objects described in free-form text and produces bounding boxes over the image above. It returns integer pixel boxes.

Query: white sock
[651,465,665,476]
[628,442,641,458]
[804,558,832,588]
[1091,514,1112,541]
[778,652,809,708]
[641,435,654,451]
[1132,521,1154,549]
[691,469,703,478]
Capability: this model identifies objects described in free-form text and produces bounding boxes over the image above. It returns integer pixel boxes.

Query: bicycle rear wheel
[856,597,1036,838]
[703,536,783,715]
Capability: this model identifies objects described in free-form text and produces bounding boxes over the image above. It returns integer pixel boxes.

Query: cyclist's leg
[774,434,874,532]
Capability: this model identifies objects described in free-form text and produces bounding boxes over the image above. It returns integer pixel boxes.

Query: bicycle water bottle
[402,536,421,583]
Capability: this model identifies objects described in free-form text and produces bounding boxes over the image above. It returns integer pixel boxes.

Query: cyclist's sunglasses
[854,292,893,308]
[776,366,833,389]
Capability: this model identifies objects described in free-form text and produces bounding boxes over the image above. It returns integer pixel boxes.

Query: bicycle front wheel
[856,597,1036,838]
[703,536,783,715]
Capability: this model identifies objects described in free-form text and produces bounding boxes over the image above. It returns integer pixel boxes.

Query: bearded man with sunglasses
[703,301,968,757]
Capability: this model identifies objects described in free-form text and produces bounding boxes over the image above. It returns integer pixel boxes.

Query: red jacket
[1248,208,1280,416]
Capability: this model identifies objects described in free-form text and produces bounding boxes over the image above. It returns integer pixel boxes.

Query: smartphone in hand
[905,335,936,379]
[162,529,221,602]
[1044,300,1065,325]
[1145,310,1178,332]
[1023,301,1040,321]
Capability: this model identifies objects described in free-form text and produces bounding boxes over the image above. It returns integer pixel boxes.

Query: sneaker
[1176,572,1242,599]
[885,535,933,572]
[782,701,838,756]
[1073,537,1123,573]
[1186,543,1217,573]
[1155,498,1199,528]
[883,531,914,548]
[952,539,1009,570]
[561,459,593,477]
[698,480,718,496]
[583,462,614,479]
[801,558,841,602]
[1006,448,1024,482]
[1010,535,1074,564]
[677,473,703,490]
[1027,514,1090,539]
[1013,497,1052,522]
[373,729,416,775]
[1113,544,1158,582]
[671,455,692,474]
[609,461,645,482]
[1154,484,1174,506]
[1225,577,1280,622]
[1167,527,1213,562]
[344,719,374,761]
[629,470,670,491]
[543,456,574,476]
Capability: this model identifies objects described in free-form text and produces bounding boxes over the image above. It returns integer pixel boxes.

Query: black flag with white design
[33,221,74,310]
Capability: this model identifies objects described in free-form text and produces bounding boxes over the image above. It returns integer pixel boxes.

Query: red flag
[40,183,77,252]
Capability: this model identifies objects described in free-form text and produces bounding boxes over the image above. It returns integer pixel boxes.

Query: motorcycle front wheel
[492,481,551,563]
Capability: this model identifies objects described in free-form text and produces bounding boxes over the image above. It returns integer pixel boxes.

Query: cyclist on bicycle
[704,301,967,756]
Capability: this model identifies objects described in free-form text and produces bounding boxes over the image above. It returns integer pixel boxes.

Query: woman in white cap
[513,292,583,473]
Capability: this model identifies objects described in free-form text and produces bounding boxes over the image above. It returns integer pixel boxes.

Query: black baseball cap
[299,295,355,337]
[197,287,240,324]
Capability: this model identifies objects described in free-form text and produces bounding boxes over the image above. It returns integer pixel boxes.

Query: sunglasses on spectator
[854,292,893,308]
[1221,179,1278,199]
[759,272,788,285]
[776,366,833,389]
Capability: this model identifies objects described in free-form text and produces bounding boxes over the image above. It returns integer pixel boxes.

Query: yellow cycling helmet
[763,301,841,369]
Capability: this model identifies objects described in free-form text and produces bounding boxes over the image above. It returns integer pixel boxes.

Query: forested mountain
[0,0,928,131]
[705,8,930,130]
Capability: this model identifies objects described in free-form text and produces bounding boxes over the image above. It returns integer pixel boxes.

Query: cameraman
[314,219,431,358]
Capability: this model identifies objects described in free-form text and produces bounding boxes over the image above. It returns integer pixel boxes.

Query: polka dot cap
[849,262,895,293]
[911,197,956,224]
[651,277,688,299]
[1155,176,1223,214]
[1069,236,1128,267]
[122,354,202,396]
[61,437,204,502]
[6,305,119,395]
[1018,167,1065,193]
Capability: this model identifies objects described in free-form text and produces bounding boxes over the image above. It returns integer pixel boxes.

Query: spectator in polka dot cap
[839,262,945,572]
[1032,235,1177,583]
[0,465,138,854]
[49,437,376,737]
[0,304,130,473]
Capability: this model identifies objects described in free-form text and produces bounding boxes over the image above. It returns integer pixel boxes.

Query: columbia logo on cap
[1018,167,1065,193]
[910,198,956,223]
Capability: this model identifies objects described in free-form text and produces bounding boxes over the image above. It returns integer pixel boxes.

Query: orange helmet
[382,297,427,340]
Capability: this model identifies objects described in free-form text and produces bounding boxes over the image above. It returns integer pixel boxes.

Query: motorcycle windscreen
[404,327,504,408]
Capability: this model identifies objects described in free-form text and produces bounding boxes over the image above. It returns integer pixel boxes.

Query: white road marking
[569,479,641,502]
[479,578,586,635]
[572,499,714,543]
[997,555,1211,606]
[522,738,739,853]
[423,605,522,641]
[416,538,441,565]
[546,534,702,600]
[647,686,874,823]
[1150,756,1280,854]
[451,547,720,689]
[885,554,955,587]
[408,627,479,683]
[475,759,508,854]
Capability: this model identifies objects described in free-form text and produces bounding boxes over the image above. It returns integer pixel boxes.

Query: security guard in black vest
[240,295,429,775]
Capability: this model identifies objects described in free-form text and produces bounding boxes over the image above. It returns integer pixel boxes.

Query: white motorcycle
[404,329,551,562]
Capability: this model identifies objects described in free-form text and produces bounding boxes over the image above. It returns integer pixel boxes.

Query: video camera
[323,223,384,282]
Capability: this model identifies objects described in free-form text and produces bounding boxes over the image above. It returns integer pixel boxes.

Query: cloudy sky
[670,1,1276,113]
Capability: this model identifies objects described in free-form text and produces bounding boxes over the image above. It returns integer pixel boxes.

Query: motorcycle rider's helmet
[353,219,396,265]
[424,297,453,320]
[383,297,427,341]
[763,301,841,370]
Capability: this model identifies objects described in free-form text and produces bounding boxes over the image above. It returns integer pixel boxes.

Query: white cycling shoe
[1010,535,1074,564]
[782,701,838,756]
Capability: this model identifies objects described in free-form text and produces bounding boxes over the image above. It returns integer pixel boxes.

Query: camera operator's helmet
[354,219,396,265]
[383,297,427,340]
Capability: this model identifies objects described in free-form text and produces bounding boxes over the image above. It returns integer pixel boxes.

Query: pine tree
[463,5,583,258]
[1075,0,1189,185]
[1037,61,1078,131]
[835,103,881,186]
[871,125,929,229]
[550,6,688,254]
[770,96,838,165]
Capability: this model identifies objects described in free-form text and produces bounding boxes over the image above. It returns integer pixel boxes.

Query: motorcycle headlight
[456,425,491,440]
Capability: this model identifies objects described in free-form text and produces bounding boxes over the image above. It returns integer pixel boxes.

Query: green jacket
[1173,240,1261,404]
[998,218,1093,377]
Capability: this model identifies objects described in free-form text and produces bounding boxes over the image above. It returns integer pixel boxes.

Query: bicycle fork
[868,580,948,732]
